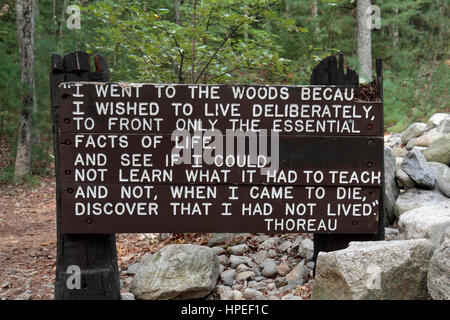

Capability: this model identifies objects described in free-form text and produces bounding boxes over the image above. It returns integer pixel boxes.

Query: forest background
[0,0,448,182]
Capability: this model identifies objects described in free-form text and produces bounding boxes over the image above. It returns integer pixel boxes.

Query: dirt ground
[0,175,211,300]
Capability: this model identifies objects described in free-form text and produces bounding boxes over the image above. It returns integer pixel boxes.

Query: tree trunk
[14,0,35,181]
[392,1,399,49]
[312,0,319,33]
[357,0,372,82]
[174,0,180,25]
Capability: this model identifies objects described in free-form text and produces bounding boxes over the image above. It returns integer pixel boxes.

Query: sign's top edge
[58,82,358,88]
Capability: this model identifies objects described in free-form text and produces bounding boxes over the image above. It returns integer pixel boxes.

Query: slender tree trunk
[392,1,399,49]
[59,0,67,36]
[312,0,319,33]
[357,0,372,82]
[174,0,180,25]
[191,0,197,83]
[14,0,35,181]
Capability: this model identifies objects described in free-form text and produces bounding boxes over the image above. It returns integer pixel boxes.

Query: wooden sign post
[51,52,383,299]
[50,51,120,299]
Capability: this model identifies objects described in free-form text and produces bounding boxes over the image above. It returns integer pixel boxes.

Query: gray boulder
[384,145,400,224]
[438,116,450,134]
[395,167,415,188]
[423,134,450,165]
[428,162,450,197]
[394,187,450,217]
[426,113,449,130]
[401,149,435,188]
[398,204,450,247]
[413,129,443,147]
[312,239,435,300]
[401,122,426,144]
[130,244,220,300]
[427,230,450,300]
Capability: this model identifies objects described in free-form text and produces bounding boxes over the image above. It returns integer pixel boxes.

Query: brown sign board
[56,83,383,234]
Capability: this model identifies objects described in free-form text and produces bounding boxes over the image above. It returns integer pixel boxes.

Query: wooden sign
[56,83,383,234]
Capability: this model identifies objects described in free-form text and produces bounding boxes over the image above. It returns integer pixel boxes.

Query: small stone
[275,276,287,287]
[267,249,278,258]
[216,285,234,300]
[232,290,243,300]
[267,282,276,290]
[278,241,293,252]
[236,264,250,272]
[393,146,408,157]
[286,261,309,286]
[384,227,399,241]
[259,237,280,250]
[406,138,416,150]
[401,149,435,188]
[249,281,267,291]
[243,288,263,299]
[395,167,415,188]
[277,263,290,276]
[211,246,225,255]
[228,244,250,255]
[235,271,255,282]
[268,295,280,300]
[120,292,135,300]
[208,233,238,246]
[230,255,252,268]
[220,269,236,286]
[261,259,278,277]
[307,262,315,270]
[232,283,243,291]
[298,238,314,261]
[254,235,270,243]
[401,122,426,144]
[252,251,268,265]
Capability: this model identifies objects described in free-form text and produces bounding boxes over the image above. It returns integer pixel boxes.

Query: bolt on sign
[56,83,383,234]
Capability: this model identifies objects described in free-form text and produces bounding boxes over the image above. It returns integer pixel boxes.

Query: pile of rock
[124,233,315,300]
[384,113,450,224]
[120,113,450,301]
[312,113,450,300]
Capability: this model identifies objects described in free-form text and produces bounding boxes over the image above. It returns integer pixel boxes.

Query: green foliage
[0,0,448,182]
[82,0,302,84]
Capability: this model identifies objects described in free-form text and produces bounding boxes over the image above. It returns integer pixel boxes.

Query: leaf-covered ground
[0,172,212,300]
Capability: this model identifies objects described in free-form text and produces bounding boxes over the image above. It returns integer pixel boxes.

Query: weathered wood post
[50,51,120,299]
[311,54,385,263]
